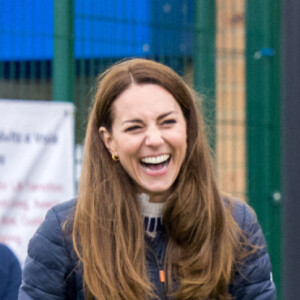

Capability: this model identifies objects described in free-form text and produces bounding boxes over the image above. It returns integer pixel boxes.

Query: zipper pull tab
[159,268,165,283]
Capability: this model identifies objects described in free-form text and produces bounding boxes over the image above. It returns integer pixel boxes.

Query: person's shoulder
[26,199,77,267]
[0,243,19,263]
[0,243,20,275]
[224,197,257,230]
[51,198,77,217]
[45,198,77,225]
[0,242,13,256]
[22,200,78,299]
[30,198,77,248]
[224,196,267,249]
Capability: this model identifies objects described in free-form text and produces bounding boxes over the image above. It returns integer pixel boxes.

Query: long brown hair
[73,58,245,299]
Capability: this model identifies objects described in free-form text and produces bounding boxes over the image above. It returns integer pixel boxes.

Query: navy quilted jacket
[19,199,276,299]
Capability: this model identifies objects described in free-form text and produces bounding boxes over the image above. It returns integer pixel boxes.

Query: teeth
[141,154,170,164]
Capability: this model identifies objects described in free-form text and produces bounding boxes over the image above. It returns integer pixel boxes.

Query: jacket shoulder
[20,199,78,299]
[230,199,268,248]
[230,199,256,228]
[227,199,277,299]
[49,198,77,224]
[28,198,77,266]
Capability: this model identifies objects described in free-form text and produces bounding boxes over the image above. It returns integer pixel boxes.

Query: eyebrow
[157,111,176,121]
[122,111,176,125]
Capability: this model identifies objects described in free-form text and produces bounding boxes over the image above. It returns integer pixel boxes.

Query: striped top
[138,193,166,238]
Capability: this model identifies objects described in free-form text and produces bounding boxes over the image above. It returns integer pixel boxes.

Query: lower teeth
[142,160,169,170]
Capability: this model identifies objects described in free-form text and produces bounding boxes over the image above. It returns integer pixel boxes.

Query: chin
[144,186,172,195]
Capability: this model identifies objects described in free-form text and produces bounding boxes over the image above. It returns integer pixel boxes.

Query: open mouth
[140,154,171,171]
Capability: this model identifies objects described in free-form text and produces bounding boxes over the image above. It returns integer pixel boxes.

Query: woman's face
[100,84,187,202]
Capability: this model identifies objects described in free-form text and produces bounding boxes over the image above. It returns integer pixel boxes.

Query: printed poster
[0,100,75,263]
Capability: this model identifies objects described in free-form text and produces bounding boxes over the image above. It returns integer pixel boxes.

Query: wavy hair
[73,58,245,299]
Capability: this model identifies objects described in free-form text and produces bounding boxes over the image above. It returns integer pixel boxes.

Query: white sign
[0,100,75,263]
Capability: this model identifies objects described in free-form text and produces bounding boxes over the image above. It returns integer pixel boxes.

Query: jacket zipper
[159,263,166,283]
[148,241,166,286]
[146,235,168,297]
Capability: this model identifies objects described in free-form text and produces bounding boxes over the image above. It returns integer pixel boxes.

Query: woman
[19,59,276,299]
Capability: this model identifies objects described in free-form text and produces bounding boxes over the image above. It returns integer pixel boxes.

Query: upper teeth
[141,154,170,164]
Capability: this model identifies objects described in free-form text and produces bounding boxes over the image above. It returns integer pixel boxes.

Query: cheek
[115,138,140,160]
[175,133,188,162]
[170,130,187,151]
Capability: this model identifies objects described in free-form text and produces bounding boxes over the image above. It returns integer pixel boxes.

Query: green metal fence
[246,0,281,297]
[0,0,281,298]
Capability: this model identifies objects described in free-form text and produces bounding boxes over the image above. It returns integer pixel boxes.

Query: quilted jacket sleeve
[19,201,76,300]
[229,201,277,300]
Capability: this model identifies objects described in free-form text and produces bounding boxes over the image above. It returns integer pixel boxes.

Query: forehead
[112,84,182,120]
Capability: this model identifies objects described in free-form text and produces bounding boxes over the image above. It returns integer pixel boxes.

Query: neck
[146,191,171,203]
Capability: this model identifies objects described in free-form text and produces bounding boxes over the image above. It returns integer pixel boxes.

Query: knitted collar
[138,193,166,238]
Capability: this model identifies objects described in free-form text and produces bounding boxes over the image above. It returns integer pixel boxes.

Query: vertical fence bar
[268,4,281,297]
[245,0,281,298]
[282,1,300,299]
[53,0,75,102]
[193,0,216,150]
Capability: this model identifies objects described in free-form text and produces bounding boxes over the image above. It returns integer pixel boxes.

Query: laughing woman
[19,59,276,299]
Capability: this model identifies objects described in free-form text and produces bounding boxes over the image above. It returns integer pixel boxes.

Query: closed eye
[124,125,143,132]
[162,119,176,125]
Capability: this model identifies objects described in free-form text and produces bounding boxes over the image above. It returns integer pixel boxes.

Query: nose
[145,127,164,147]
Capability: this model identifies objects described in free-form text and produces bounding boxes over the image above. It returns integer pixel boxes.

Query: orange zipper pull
[159,269,165,283]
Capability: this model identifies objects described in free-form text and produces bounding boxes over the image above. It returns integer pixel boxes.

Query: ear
[99,126,117,156]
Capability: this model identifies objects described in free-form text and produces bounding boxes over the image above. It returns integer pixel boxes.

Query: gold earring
[112,154,119,161]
